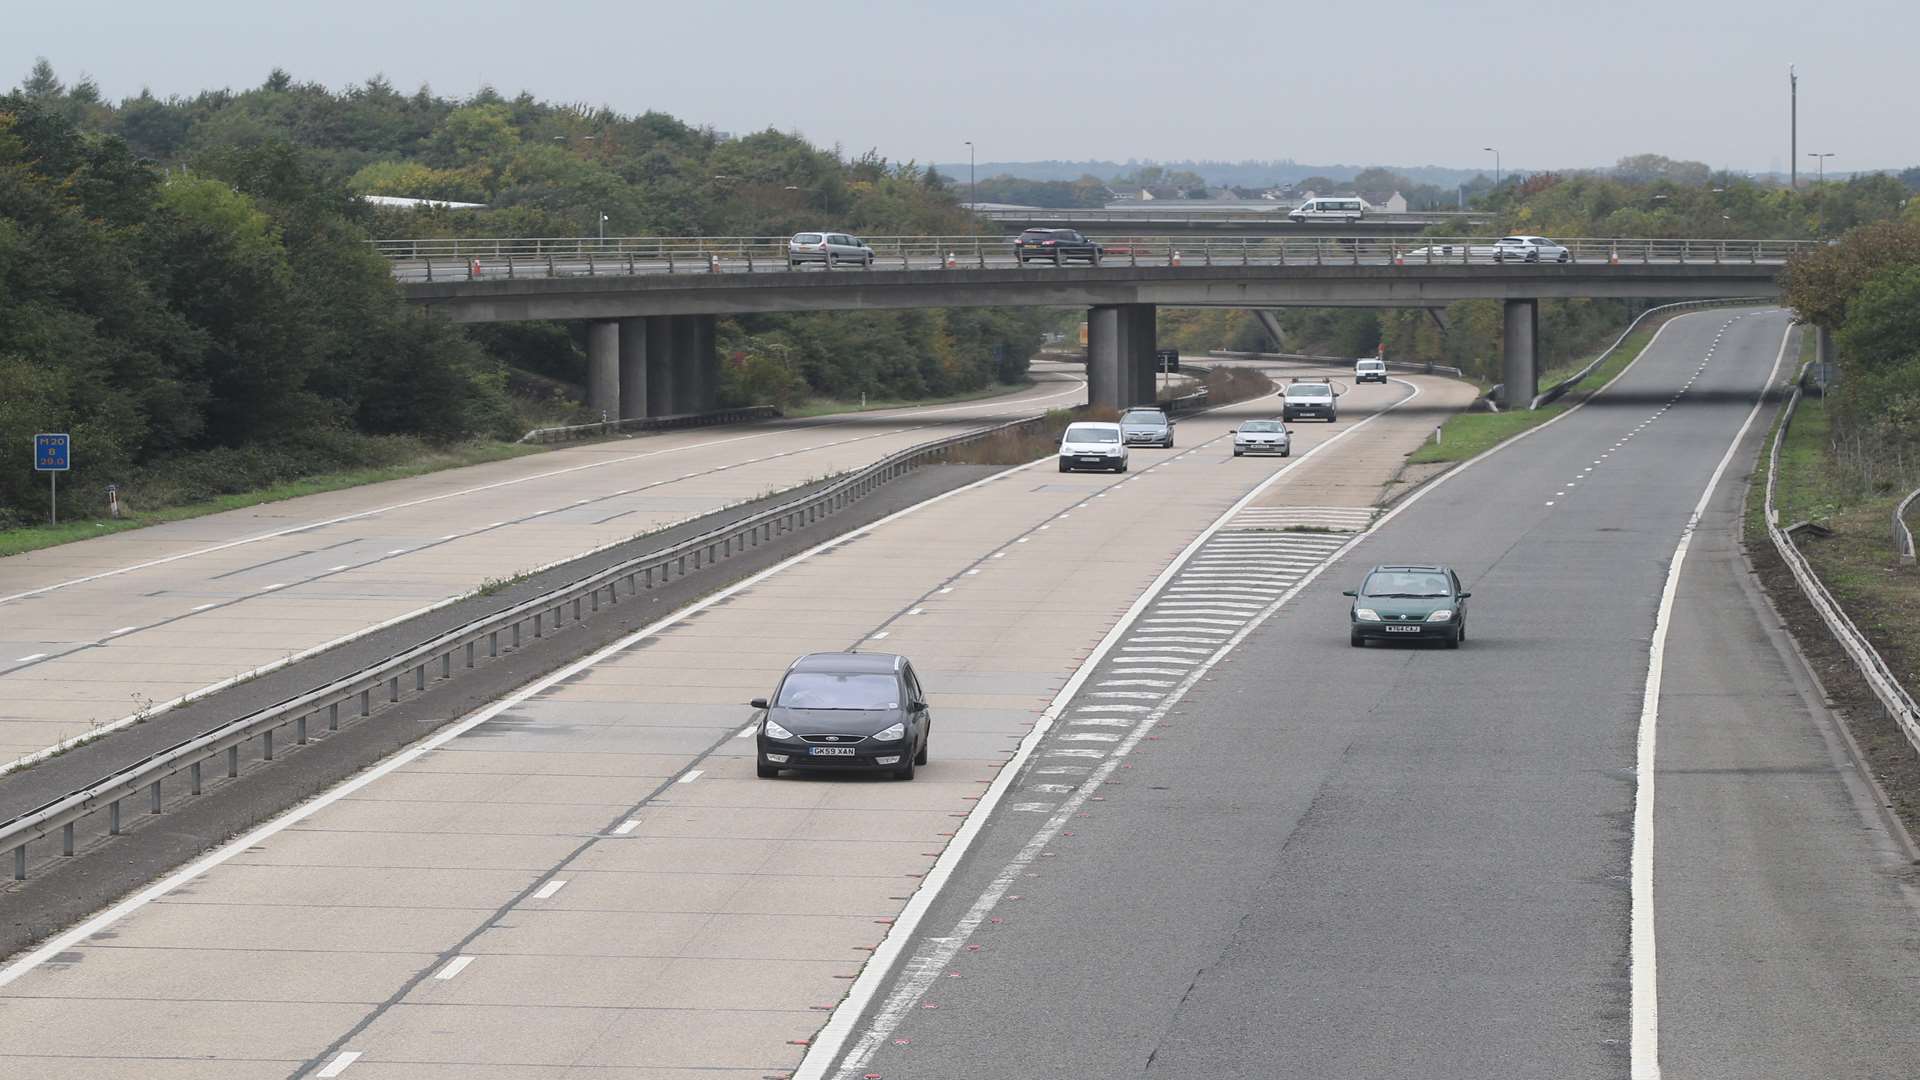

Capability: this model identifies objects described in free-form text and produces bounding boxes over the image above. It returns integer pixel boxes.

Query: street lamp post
[598,212,607,241]
[1483,146,1500,190]
[965,140,977,231]
[1807,152,1834,184]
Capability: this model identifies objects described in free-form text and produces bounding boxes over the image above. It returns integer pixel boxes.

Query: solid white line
[531,880,568,900]
[192,602,218,611]
[797,374,1432,1080]
[433,955,475,980]
[108,627,136,636]
[13,654,46,663]
[678,769,704,784]
[326,565,351,574]
[316,1051,361,1077]
[1628,318,1790,1079]
[259,583,286,591]
[0,445,1068,991]
[612,819,639,835]
[736,724,757,739]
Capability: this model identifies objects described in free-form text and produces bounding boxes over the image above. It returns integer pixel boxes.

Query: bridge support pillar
[1255,310,1287,353]
[1088,303,1156,411]
[587,321,620,421]
[617,317,649,420]
[645,317,675,416]
[1502,299,1539,410]
[670,314,717,414]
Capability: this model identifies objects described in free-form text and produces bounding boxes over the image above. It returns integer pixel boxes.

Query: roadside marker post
[34,433,70,525]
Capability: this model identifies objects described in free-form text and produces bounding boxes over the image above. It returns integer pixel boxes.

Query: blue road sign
[34,433,70,472]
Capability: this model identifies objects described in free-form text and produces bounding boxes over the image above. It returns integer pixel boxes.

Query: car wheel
[914,736,929,766]
[1458,621,1467,642]
[1233,448,1243,457]
[1445,630,1462,649]
[1118,461,1129,473]
[756,761,780,778]
[1058,461,1070,473]
[1089,254,1101,267]
[1350,630,1364,648]
[1281,449,1290,457]
[827,254,838,268]
[893,759,916,781]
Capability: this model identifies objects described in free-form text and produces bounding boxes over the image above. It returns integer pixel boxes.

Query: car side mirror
[910,699,928,712]
[1342,589,1357,597]
[1458,592,1472,599]
[750,697,769,710]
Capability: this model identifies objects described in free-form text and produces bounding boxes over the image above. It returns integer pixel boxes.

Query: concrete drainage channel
[0,405,1115,958]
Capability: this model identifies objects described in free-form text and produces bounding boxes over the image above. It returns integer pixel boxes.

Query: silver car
[1491,235,1571,263]
[788,231,875,268]
[1119,407,1174,448]
[1232,419,1291,457]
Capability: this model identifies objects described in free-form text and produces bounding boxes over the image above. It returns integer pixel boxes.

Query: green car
[1343,564,1471,648]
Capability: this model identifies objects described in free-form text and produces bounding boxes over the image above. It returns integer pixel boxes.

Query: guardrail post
[388,676,400,703]
[534,611,544,638]
[415,664,426,692]
[12,845,22,880]
[441,653,452,679]
[149,780,162,813]
[297,716,308,745]
[645,567,654,589]
[63,821,75,856]
[191,760,203,795]
[573,597,583,621]
[110,799,121,835]
[264,730,274,761]
[228,745,239,778]
[513,622,522,648]
[591,589,600,613]
[489,631,499,658]
[466,641,476,668]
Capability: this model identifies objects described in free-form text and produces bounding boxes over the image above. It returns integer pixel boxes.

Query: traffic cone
[469,258,483,278]
[1170,250,1182,267]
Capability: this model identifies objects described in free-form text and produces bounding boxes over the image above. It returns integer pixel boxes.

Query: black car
[1015,228,1102,266]
[753,652,931,779]
[1343,564,1471,648]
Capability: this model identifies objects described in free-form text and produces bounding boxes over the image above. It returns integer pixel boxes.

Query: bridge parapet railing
[372,235,1819,281]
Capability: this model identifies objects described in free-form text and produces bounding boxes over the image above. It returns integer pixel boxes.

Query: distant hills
[933,160,1496,187]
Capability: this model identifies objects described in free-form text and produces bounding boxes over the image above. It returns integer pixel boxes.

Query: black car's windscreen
[776,672,898,709]
[1362,571,1451,597]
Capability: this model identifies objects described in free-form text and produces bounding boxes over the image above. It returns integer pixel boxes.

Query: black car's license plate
[1383,625,1420,633]
[808,746,857,756]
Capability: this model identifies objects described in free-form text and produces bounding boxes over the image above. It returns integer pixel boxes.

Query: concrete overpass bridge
[971,207,1488,236]
[384,235,1805,413]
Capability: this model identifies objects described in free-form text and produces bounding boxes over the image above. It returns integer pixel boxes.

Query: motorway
[828,308,1920,1079]
[0,373,1090,768]
[0,363,1472,1077]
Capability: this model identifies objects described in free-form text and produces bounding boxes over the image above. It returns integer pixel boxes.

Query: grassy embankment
[781,379,1038,419]
[1405,318,1669,465]
[1745,354,1920,701]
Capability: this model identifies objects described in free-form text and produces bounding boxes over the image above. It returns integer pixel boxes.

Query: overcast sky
[9,0,1913,174]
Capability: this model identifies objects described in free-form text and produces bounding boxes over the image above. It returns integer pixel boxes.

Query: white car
[1232,419,1292,457]
[1491,235,1570,263]
[1281,381,1339,422]
[1355,358,1388,384]
[1058,421,1129,473]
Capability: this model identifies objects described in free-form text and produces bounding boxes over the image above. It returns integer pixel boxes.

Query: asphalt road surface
[0,375,1087,766]
[0,366,1471,1077]
[829,308,1920,1079]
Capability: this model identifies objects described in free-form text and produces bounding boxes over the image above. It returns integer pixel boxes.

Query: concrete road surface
[0,369,1470,1077]
[829,308,1920,1080]
[0,376,1088,766]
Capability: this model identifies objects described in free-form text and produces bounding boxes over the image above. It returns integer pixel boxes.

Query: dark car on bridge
[753,652,931,780]
[1344,564,1471,648]
[1015,228,1102,266]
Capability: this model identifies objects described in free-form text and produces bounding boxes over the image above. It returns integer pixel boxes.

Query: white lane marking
[439,533,461,540]
[316,1051,362,1077]
[938,587,954,594]
[0,446,1069,991]
[908,608,924,616]
[965,569,980,576]
[1120,645,1213,654]
[678,770,704,784]
[1090,691,1165,699]
[259,583,286,591]
[1126,636,1226,646]
[1075,704,1152,713]
[1135,626,1237,635]
[811,311,1781,1080]
[1069,717,1136,727]
[1097,679,1175,687]
[108,627,136,636]
[870,631,889,640]
[991,552,1006,559]
[736,724,757,738]
[790,374,1433,1080]
[1011,802,1056,812]
[1628,318,1791,1080]
[1142,617,1244,625]
[1015,538,1029,544]
[13,654,47,663]
[531,880,568,900]
[434,955,475,980]
[191,602,218,611]
[388,548,409,555]
[1108,667,1189,676]
[1061,733,1121,743]
[326,565,350,574]
[1029,784,1076,793]
[1047,748,1108,759]
[612,819,640,835]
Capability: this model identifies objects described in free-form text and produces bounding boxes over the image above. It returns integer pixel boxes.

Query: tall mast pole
[1790,64,1798,189]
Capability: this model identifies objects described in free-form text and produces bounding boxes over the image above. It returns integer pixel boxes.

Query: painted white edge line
[0,407,1091,991]
[1627,316,1790,1079]
[0,378,1090,774]
[795,375,1432,1080]
[315,1050,361,1077]
[810,307,1782,1080]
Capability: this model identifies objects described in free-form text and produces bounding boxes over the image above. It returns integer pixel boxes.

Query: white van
[1289,197,1366,223]
[1355,358,1388,384]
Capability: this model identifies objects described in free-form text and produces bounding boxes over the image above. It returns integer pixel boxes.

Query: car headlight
[873,722,907,742]
[1108,446,1123,455]
[764,719,794,740]
[1354,608,1381,621]
[1426,609,1454,622]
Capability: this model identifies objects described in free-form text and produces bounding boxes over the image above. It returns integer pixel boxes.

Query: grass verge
[0,442,545,559]
[781,380,1037,419]
[1406,317,1668,466]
